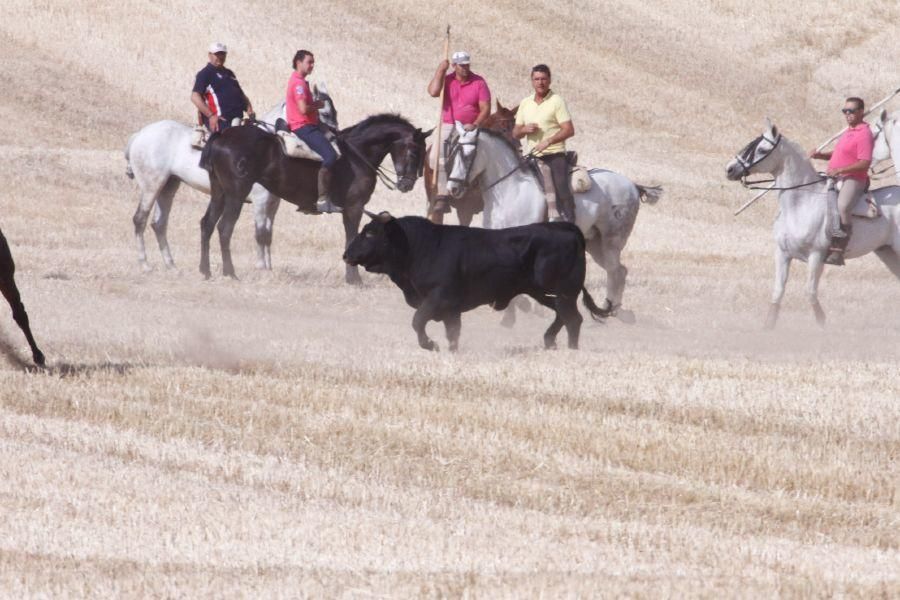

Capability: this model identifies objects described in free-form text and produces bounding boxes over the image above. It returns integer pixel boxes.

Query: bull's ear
[510,106,518,117]
[420,127,435,139]
[881,108,888,123]
[384,218,409,255]
[496,98,504,111]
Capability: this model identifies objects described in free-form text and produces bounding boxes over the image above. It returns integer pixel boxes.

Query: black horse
[201,114,430,282]
[0,228,44,366]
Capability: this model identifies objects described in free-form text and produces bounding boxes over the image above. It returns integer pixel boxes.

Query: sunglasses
[841,108,861,114]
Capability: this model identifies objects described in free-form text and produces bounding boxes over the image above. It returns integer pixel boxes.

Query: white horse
[445,123,661,321]
[871,109,900,182]
[725,121,900,328]
[124,85,337,271]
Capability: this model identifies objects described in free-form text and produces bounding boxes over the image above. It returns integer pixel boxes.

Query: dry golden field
[1,1,899,596]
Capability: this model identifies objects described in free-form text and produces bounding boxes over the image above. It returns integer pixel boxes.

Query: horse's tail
[198,131,219,173]
[581,287,609,322]
[124,133,136,179]
[635,183,662,205]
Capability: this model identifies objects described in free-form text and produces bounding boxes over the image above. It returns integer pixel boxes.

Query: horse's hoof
[32,351,45,367]
[544,339,557,350]
[616,309,636,324]
[140,262,152,274]
[345,272,363,286]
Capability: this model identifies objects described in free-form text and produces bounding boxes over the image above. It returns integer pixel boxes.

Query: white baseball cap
[451,51,471,65]
[208,42,228,54]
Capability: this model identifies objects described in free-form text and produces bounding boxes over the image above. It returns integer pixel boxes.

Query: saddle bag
[569,165,592,193]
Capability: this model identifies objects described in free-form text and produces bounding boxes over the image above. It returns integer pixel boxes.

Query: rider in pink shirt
[810,96,873,265]
[426,51,492,223]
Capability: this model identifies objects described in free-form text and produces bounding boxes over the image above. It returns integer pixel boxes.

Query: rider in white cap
[191,42,255,133]
[426,50,492,223]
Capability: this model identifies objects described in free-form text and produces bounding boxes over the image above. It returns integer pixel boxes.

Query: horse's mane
[478,127,521,157]
[341,113,414,137]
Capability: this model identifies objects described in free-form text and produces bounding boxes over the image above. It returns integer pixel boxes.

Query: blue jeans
[293,125,338,168]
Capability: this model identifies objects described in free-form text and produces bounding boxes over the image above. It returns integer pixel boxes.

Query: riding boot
[824,223,851,266]
[432,195,452,215]
[315,167,342,214]
[557,195,576,223]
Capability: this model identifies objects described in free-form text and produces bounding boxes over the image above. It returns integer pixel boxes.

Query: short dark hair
[846,97,865,111]
[293,50,313,69]
[531,64,551,78]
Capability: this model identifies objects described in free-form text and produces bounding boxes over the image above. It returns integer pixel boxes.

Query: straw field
[0,1,898,596]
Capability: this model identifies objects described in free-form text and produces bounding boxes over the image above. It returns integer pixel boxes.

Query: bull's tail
[635,183,662,205]
[124,133,136,179]
[581,287,609,322]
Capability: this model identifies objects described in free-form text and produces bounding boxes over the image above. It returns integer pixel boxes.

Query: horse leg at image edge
[765,248,791,330]
[806,252,827,326]
[216,195,246,278]
[585,236,634,323]
[342,205,364,285]
[149,178,181,269]
[252,189,279,271]
[199,194,226,279]
[874,246,900,280]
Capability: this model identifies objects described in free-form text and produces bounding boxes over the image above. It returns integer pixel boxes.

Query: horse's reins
[735,132,828,191]
[447,130,537,191]
[339,137,421,191]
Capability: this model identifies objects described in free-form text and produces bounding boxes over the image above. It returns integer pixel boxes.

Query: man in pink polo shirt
[810,96,873,265]
[426,50,491,223]
[286,49,341,214]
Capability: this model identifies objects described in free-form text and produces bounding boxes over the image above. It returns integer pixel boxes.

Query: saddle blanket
[276,130,342,161]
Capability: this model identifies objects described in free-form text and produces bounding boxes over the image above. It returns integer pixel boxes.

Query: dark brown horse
[0,228,44,366]
[201,114,430,282]
[424,100,518,225]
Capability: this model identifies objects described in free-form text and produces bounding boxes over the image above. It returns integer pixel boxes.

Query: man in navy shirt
[191,42,254,132]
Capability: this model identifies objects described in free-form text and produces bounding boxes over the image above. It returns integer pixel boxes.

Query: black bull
[343,213,606,351]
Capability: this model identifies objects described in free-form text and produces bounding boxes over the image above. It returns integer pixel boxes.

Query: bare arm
[427,61,449,97]
[810,149,833,160]
[191,91,213,118]
[512,122,537,139]
[532,121,575,153]
[474,100,490,127]
[828,158,871,176]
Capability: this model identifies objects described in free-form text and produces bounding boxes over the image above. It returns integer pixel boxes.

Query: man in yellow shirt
[512,64,576,222]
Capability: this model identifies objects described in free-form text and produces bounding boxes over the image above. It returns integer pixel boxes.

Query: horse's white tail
[124,133,137,179]
[636,184,662,204]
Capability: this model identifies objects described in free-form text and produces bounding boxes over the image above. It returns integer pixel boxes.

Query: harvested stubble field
[1,0,899,596]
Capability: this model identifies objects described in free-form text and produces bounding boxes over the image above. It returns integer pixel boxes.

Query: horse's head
[387,124,431,193]
[872,109,893,162]
[482,99,518,145]
[446,122,483,198]
[726,119,784,181]
[314,82,339,131]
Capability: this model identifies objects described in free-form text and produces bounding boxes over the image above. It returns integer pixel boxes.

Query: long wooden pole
[431,26,451,189]
[734,86,900,216]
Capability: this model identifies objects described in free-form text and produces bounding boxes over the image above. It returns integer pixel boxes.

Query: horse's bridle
[733,133,782,176]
